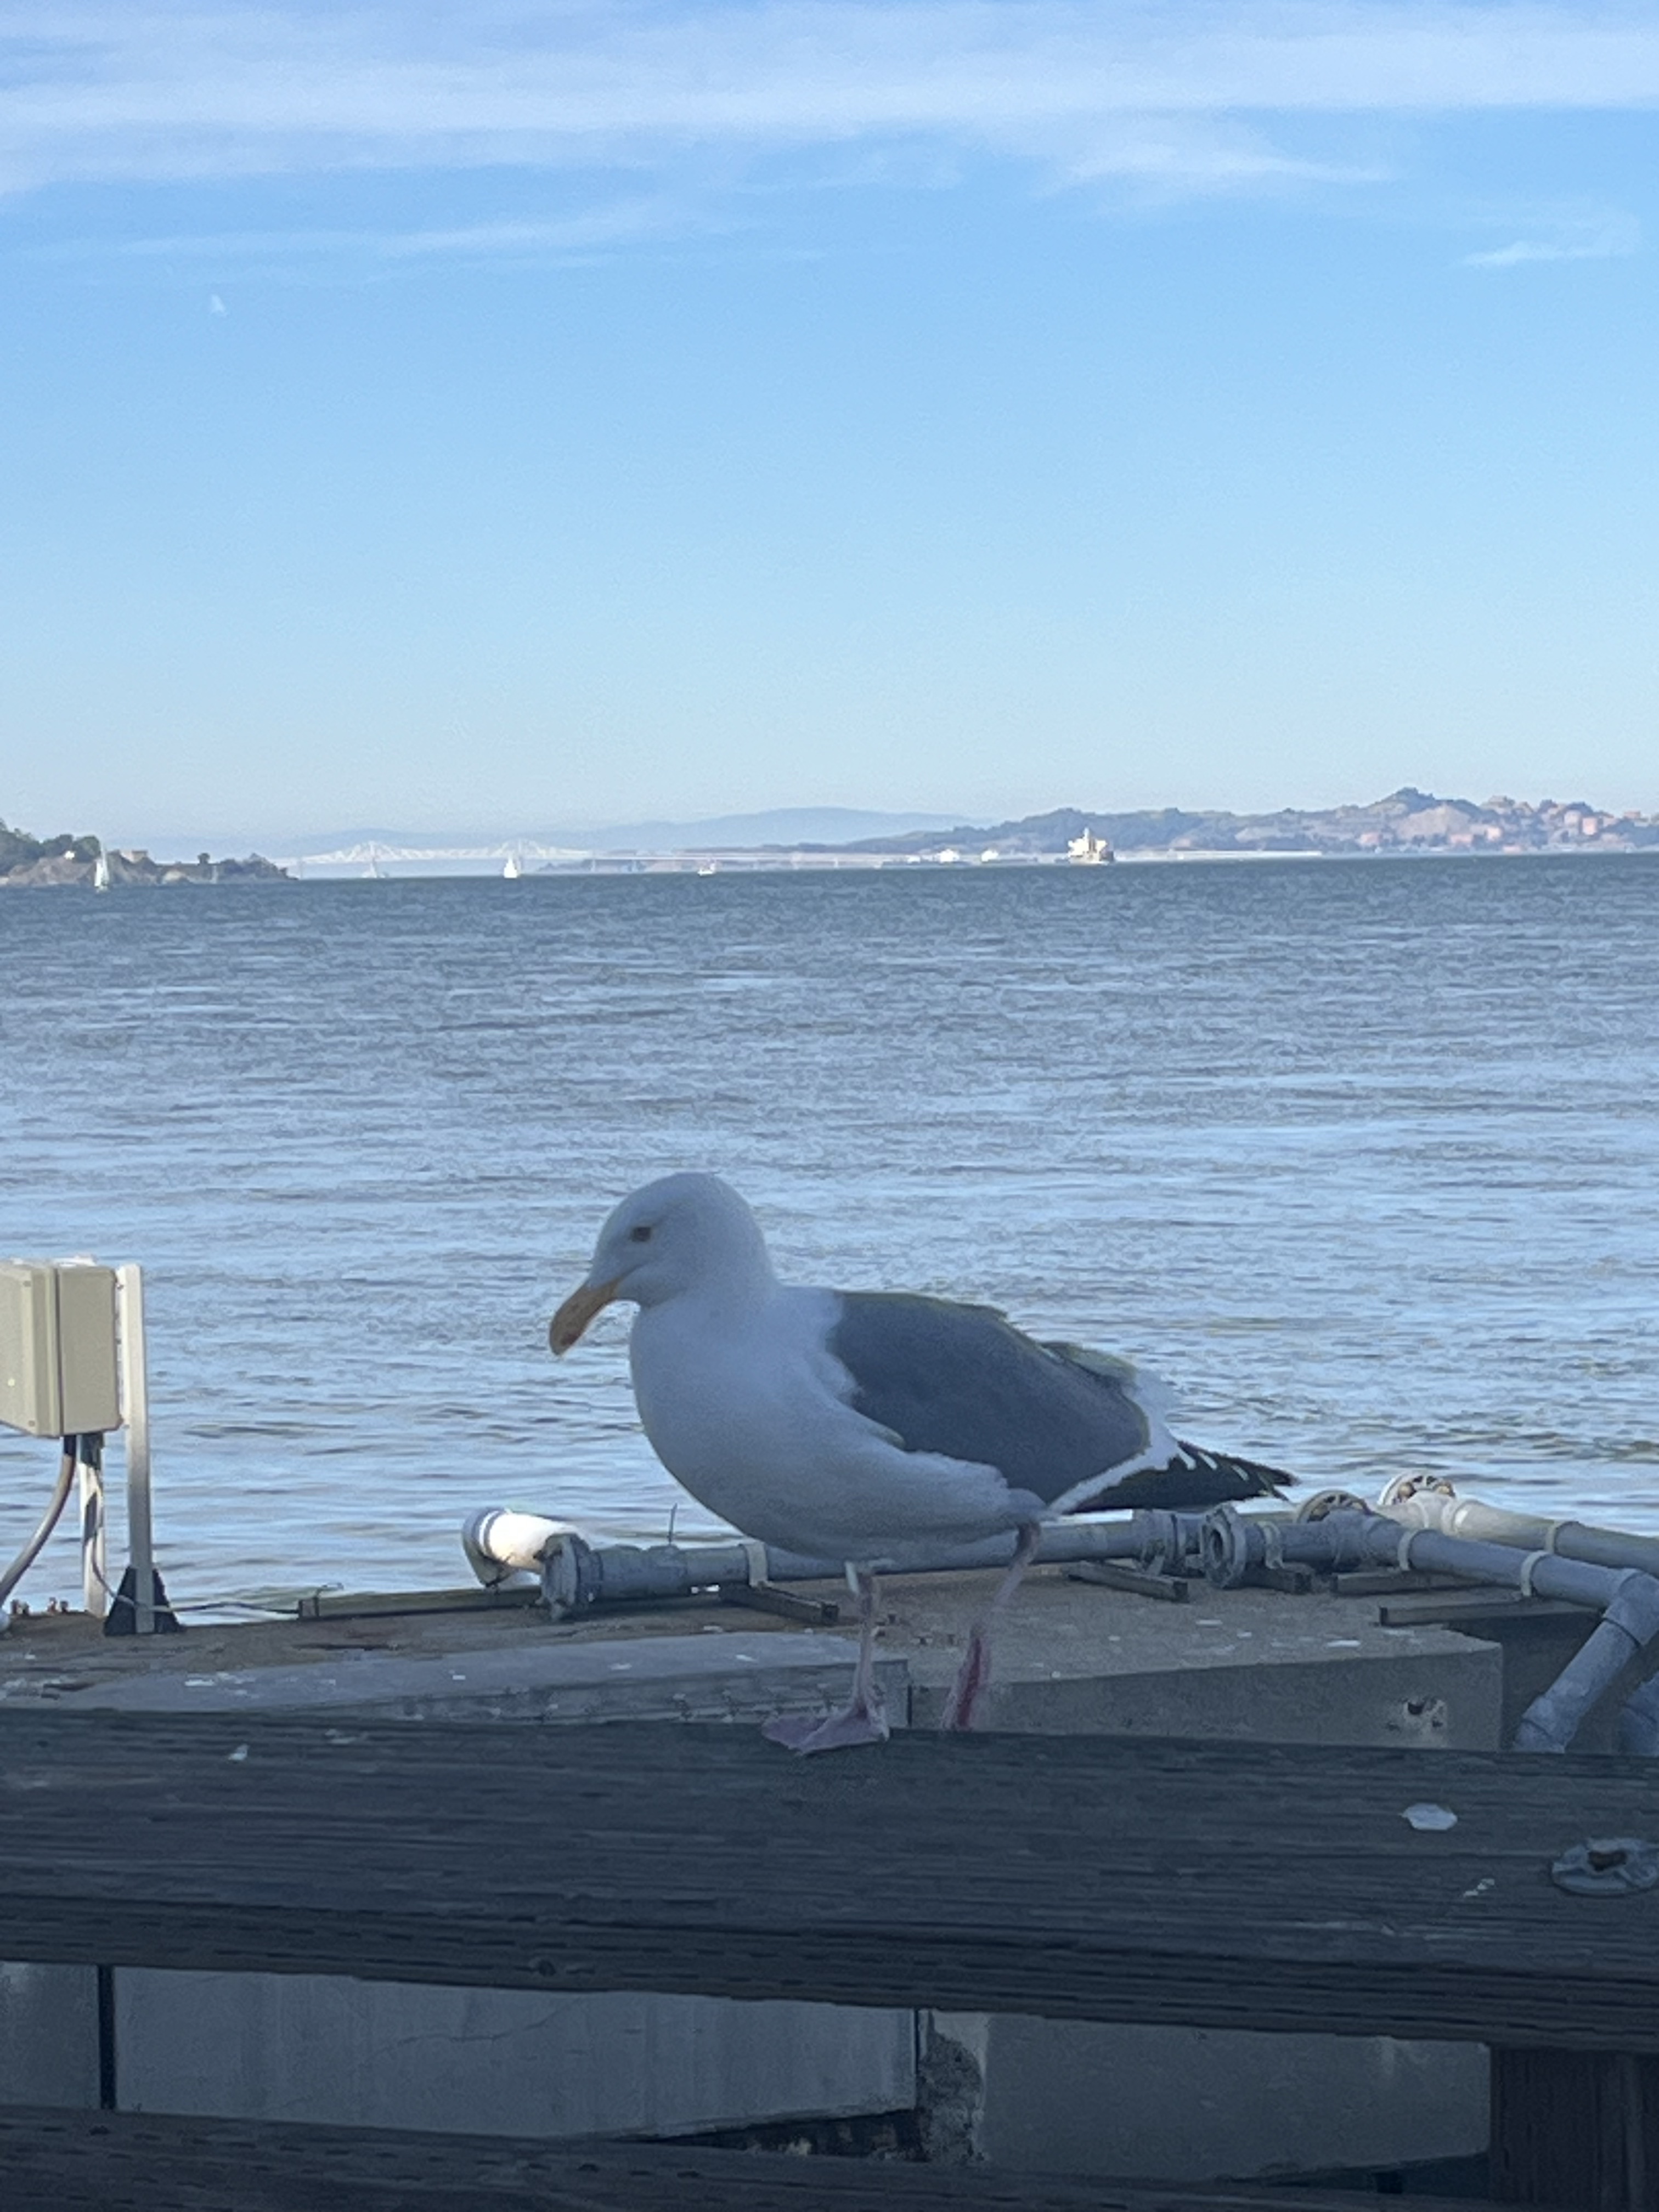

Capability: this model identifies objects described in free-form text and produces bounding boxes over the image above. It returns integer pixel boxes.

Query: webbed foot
[761,1701,890,1754]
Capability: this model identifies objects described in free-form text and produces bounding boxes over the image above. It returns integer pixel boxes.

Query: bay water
[2,855,1655,1613]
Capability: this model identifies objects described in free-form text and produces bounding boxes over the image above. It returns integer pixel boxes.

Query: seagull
[550,1173,1291,1753]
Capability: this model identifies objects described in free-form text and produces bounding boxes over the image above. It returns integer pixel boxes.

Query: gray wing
[826,1291,1153,1509]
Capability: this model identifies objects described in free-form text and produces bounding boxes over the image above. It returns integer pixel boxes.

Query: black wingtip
[1073,1442,1295,1514]
[1180,1441,1296,1501]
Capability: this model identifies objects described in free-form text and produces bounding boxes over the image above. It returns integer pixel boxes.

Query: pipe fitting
[1132,1510,1195,1576]
[1295,1489,1373,1522]
[539,1531,601,1617]
[461,1508,577,1587]
[1376,1472,1455,1509]
[1200,1505,1257,1589]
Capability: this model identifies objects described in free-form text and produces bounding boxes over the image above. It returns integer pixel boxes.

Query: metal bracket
[1066,1561,1189,1604]
[1248,1562,1318,1595]
[1377,1589,1583,1629]
[719,1581,842,1626]
[1333,1568,1468,1598]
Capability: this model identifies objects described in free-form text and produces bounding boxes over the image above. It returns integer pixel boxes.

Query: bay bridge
[273,840,921,877]
[276,841,592,877]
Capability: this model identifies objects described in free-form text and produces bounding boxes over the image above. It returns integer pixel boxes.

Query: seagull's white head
[549,1172,775,1355]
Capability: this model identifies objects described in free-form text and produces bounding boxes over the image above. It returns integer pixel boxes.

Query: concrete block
[916,1645,1502,1750]
[973,2016,1488,2180]
[115,1972,915,2140]
[0,1962,100,2106]
[69,1630,908,1730]
[884,1574,1505,1751]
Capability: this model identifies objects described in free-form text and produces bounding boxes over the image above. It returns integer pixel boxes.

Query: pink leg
[763,1569,890,1755]
[941,1521,1041,1733]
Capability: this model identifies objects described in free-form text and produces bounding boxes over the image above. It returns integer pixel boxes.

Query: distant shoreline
[8,782,1657,885]
[8,843,1655,887]
[0,849,288,890]
[262,843,1657,880]
[248,785,1659,873]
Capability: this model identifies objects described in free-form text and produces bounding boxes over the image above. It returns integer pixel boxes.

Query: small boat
[93,851,111,892]
[503,854,521,880]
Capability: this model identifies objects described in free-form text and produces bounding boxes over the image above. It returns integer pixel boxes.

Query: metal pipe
[1204,1500,1626,1605]
[461,1507,1204,1613]
[546,1519,1174,1613]
[1203,1504,1659,1752]
[1372,1482,1659,1753]
[1375,1475,1659,1579]
[1511,1573,1659,1753]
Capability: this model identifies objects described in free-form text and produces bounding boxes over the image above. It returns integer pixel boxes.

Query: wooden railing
[4,1712,1657,2207]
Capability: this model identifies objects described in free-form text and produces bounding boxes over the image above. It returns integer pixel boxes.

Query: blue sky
[2,3,1657,844]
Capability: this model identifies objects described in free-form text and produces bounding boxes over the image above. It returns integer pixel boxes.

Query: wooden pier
[3,1713,1657,2208]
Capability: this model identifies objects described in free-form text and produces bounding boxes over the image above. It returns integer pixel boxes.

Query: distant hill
[577,807,960,852]
[21,792,1658,877]
[842,789,1659,857]
[205,808,962,858]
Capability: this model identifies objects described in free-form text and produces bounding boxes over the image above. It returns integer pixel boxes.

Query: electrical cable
[0,1438,79,1610]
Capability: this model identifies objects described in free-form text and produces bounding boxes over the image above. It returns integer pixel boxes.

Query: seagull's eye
[629,1224,653,1244]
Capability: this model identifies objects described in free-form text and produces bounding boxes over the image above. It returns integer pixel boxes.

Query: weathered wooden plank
[0,2107,1511,2212]
[1491,2049,1659,2209]
[4,1714,1659,2048]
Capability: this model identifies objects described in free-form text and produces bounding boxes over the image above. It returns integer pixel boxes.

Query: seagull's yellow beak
[549,1277,623,1356]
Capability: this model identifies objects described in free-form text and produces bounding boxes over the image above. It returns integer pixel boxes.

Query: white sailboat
[93,851,111,892]
[502,853,521,880]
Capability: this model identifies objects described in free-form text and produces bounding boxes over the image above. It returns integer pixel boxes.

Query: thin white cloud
[1046,115,1390,193]
[109,198,706,263]
[1465,207,1643,264]
[2,2,1658,206]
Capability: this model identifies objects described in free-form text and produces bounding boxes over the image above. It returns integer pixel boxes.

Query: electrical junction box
[0,1260,122,1437]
